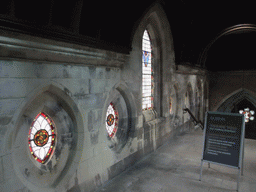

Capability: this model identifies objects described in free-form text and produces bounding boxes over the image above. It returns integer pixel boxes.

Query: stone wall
[209,71,256,111]
[0,5,208,192]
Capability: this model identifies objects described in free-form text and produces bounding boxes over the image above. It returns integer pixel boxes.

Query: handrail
[183,108,204,130]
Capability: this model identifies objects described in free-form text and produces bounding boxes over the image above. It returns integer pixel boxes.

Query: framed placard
[202,111,245,167]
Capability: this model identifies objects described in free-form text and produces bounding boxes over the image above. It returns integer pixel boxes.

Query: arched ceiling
[0,0,256,72]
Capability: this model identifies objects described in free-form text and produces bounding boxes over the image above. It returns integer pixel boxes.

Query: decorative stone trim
[0,29,127,67]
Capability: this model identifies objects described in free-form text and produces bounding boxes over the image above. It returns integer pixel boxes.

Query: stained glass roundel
[239,108,255,123]
[106,102,118,137]
[28,112,56,164]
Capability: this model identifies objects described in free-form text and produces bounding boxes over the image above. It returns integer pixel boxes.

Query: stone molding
[0,29,128,67]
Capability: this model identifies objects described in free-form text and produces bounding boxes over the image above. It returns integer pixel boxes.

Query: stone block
[81,66,89,79]
[0,156,3,184]
[144,142,154,156]
[98,146,115,170]
[103,79,118,93]
[87,156,103,179]
[65,65,84,79]
[0,61,36,78]
[105,68,120,80]
[89,79,106,94]
[87,109,102,133]
[2,153,14,182]
[123,150,140,168]
[137,140,143,151]
[56,78,89,96]
[144,123,151,133]
[88,66,96,79]
[0,98,23,116]
[0,78,43,98]
[0,138,4,155]
[33,63,65,79]
[77,132,93,163]
[0,176,25,192]
[96,67,105,79]
[78,93,106,110]
[107,160,124,180]
[0,117,12,126]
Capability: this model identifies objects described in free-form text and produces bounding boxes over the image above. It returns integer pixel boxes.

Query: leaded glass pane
[142,30,153,110]
[105,102,119,138]
[239,108,255,123]
[28,112,56,164]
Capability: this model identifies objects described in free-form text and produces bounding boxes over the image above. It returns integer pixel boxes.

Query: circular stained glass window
[106,102,119,137]
[28,112,56,164]
[239,108,255,123]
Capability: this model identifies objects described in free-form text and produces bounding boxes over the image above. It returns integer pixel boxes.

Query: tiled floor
[97,128,256,192]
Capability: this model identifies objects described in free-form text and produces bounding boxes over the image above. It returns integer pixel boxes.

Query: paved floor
[97,128,256,192]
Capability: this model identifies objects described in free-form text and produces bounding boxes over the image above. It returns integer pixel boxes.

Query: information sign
[199,111,245,191]
[202,111,245,167]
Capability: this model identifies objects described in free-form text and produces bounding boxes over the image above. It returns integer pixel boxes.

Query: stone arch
[6,83,84,192]
[199,24,256,67]
[101,81,137,153]
[217,88,256,139]
[217,88,256,112]
[130,2,175,119]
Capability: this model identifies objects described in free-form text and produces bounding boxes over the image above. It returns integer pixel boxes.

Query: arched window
[169,96,172,114]
[105,102,119,138]
[142,30,153,110]
[28,112,56,164]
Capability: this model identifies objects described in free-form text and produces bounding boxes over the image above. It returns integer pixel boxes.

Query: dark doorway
[232,99,256,139]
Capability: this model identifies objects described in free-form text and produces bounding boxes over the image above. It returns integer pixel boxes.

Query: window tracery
[106,102,119,137]
[142,29,153,110]
[28,112,56,164]
[239,108,255,123]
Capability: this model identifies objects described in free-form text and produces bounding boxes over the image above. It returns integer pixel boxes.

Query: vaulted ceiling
[0,0,256,72]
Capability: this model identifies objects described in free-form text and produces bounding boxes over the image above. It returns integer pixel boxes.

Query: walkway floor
[97,128,256,192]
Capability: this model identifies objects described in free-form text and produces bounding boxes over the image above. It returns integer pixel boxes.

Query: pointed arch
[7,83,84,191]
[217,88,256,112]
[131,2,175,118]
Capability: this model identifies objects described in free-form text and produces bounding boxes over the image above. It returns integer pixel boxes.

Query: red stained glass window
[28,112,56,164]
[106,102,119,138]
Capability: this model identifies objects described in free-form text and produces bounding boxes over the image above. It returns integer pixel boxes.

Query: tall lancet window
[142,30,153,110]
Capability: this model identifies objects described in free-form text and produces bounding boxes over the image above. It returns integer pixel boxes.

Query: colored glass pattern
[170,96,172,114]
[239,108,255,123]
[106,102,119,137]
[28,112,56,164]
[142,30,153,110]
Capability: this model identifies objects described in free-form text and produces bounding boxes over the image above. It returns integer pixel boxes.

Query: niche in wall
[103,86,132,153]
[11,85,83,191]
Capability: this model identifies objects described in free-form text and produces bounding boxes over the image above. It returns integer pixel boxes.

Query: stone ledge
[0,29,128,67]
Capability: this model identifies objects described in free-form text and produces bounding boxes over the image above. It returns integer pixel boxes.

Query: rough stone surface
[0,5,208,192]
[96,129,256,192]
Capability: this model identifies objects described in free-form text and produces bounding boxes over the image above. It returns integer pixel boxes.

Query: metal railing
[183,108,204,130]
